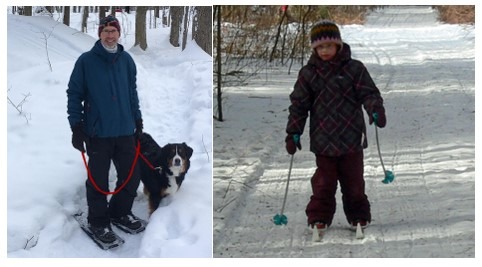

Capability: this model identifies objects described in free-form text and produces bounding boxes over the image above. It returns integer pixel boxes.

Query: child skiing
[285,20,387,237]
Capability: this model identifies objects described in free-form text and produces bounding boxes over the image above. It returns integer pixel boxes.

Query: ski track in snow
[213,6,474,258]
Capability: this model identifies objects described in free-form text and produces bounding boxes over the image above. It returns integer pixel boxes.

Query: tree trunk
[300,6,313,67]
[99,6,107,20]
[82,6,89,33]
[181,6,190,51]
[270,6,288,62]
[162,7,167,27]
[215,6,223,121]
[24,6,32,16]
[194,6,212,56]
[169,6,183,47]
[63,6,70,26]
[135,6,148,50]
[154,6,159,18]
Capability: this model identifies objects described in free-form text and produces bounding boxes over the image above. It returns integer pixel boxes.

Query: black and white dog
[138,133,193,215]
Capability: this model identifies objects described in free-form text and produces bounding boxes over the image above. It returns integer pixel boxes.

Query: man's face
[100,26,119,48]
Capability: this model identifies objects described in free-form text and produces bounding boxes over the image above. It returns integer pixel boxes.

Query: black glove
[71,124,89,152]
[135,119,143,139]
[369,106,386,128]
[285,134,301,155]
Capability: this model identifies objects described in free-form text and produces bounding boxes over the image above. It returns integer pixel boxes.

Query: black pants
[85,136,140,227]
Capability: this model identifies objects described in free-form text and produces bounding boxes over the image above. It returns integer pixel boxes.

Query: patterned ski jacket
[286,43,384,157]
[67,40,142,138]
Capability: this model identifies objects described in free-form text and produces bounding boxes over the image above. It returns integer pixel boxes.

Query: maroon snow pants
[305,150,371,226]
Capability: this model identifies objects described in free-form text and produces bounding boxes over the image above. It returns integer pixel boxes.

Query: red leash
[81,139,142,195]
[138,152,157,171]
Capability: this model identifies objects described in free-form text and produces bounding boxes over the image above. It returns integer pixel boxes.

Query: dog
[138,132,193,215]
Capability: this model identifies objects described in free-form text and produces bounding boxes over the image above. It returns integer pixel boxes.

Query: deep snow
[213,6,475,258]
[7,10,212,258]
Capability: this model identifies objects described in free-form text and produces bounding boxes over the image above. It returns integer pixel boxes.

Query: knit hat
[310,20,342,49]
[98,15,121,37]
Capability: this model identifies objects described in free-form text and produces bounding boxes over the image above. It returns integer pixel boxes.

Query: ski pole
[373,113,395,184]
[273,154,294,225]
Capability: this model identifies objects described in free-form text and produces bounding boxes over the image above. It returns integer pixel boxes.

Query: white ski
[355,222,364,239]
[311,223,327,242]
[312,227,323,242]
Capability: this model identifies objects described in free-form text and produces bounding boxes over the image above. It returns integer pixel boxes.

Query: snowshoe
[111,213,147,234]
[73,212,125,250]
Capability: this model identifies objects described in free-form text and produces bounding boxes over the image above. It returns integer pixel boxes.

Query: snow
[6,10,212,258]
[3,4,479,265]
[213,6,475,259]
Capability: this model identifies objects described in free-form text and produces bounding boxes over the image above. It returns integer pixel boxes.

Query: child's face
[315,43,338,61]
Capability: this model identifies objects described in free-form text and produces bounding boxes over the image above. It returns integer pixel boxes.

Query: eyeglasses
[102,29,118,35]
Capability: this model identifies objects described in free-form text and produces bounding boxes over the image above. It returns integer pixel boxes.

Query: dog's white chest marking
[165,175,179,195]
[165,146,182,195]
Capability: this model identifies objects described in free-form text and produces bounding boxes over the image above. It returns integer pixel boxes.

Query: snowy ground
[213,6,475,258]
[7,11,212,258]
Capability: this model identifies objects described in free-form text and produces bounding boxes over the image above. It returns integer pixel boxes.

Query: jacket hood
[308,42,352,68]
[91,40,125,62]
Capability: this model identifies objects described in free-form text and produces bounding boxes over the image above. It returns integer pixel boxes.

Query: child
[285,20,386,232]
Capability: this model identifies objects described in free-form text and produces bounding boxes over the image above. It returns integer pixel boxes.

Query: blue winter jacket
[67,40,142,138]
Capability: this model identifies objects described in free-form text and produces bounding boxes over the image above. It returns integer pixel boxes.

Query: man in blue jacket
[67,15,144,243]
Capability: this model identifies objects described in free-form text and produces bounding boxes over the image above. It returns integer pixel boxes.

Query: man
[67,15,144,243]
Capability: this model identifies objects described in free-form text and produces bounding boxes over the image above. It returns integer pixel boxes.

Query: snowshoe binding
[111,213,147,234]
[73,212,125,250]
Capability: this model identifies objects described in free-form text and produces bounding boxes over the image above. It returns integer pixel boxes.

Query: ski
[355,222,364,239]
[311,223,328,242]
[73,212,125,250]
[349,222,366,239]
[312,227,324,242]
[308,222,367,242]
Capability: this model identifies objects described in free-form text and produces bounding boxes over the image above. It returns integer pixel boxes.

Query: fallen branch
[7,88,32,124]
[202,134,210,163]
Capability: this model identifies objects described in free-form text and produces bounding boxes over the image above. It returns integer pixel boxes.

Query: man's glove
[369,106,386,128]
[72,124,89,152]
[285,134,301,155]
[135,119,143,139]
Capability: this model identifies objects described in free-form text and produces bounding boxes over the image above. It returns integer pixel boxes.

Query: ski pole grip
[293,134,300,144]
[373,112,379,126]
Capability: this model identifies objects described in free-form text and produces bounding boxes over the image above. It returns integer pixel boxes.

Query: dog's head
[160,143,193,176]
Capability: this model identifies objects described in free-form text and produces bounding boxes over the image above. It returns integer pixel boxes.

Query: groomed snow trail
[213,6,474,257]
